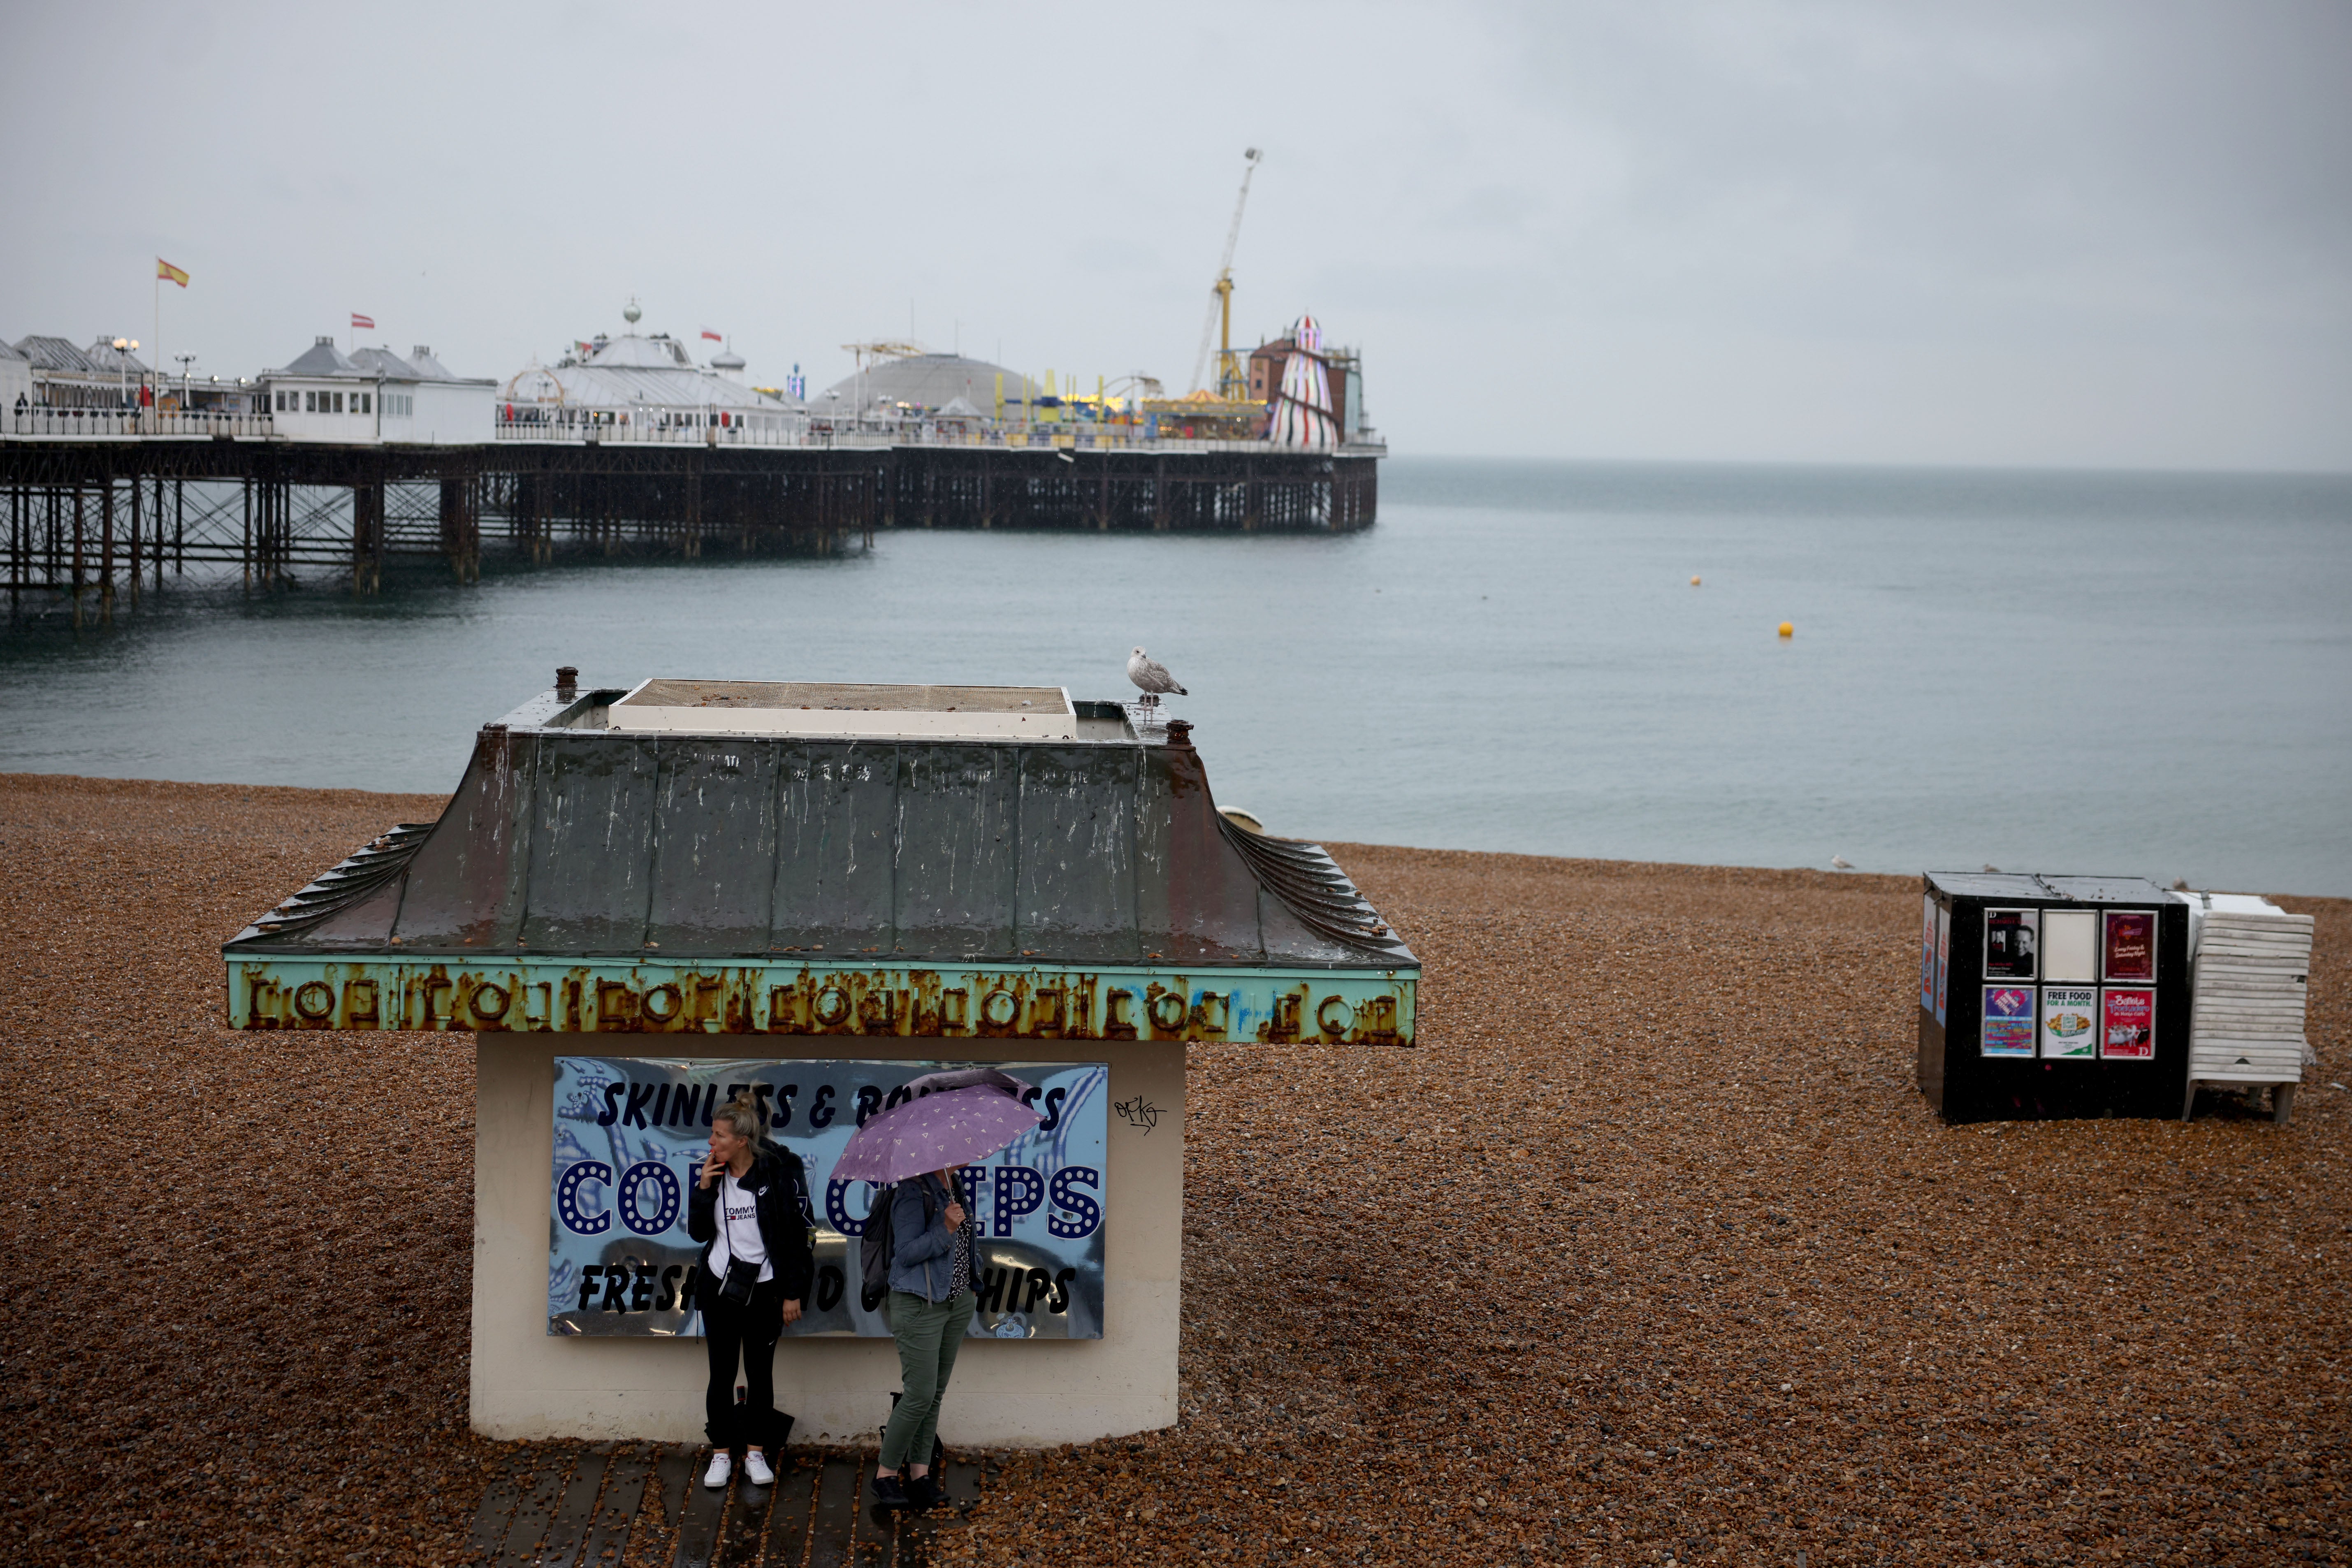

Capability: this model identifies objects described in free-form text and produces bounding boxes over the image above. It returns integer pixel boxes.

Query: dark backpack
[857,1176,956,1312]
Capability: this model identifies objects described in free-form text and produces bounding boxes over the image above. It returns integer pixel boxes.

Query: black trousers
[696,1266,789,1450]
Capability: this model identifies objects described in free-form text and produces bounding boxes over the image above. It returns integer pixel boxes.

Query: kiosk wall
[1916,872,2190,1123]
[472,1034,1185,1446]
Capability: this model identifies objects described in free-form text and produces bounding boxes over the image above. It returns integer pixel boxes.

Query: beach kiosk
[222,675,1417,1447]
[1916,872,2189,1123]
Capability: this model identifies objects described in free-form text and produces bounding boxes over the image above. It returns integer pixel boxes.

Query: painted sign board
[225,957,1412,1046]
[1979,985,2037,1057]
[2100,989,2156,1060]
[1934,905,1951,1026]
[2039,986,2099,1059]
[1921,896,1938,1010]
[548,1056,1108,1341]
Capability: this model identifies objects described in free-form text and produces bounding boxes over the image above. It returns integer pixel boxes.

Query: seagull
[1830,855,1853,870]
[1127,647,1187,710]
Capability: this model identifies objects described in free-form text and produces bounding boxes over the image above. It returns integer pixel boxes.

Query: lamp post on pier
[112,337,140,415]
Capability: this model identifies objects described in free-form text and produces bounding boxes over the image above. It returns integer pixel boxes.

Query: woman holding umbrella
[835,1069,1041,1508]
[870,1166,975,1507]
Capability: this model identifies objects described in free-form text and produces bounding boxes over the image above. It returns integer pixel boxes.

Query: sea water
[3,459,2347,895]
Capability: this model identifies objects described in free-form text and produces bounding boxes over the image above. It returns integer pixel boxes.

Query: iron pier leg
[100,478,115,626]
[72,486,85,629]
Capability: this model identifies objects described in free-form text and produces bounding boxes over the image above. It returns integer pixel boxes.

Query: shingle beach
[2,772,2344,1566]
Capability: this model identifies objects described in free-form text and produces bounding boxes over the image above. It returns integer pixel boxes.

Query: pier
[0,419,1381,618]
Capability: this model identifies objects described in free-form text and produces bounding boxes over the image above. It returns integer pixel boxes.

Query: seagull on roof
[1127,647,1187,709]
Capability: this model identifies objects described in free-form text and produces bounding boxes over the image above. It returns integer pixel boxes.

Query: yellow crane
[1188,148,1262,399]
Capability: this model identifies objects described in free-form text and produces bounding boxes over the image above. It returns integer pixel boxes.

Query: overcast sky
[4,0,2345,469]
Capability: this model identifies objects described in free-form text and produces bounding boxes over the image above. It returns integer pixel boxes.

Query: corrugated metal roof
[589,335,695,369]
[1925,871,2172,903]
[16,335,150,375]
[503,361,800,413]
[274,338,361,377]
[227,689,1415,970]
[349,347,422,380]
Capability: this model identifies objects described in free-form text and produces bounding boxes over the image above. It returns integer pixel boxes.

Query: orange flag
[157,257,189,288]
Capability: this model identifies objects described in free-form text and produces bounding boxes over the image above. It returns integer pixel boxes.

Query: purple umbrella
[830,1070,1044,1184]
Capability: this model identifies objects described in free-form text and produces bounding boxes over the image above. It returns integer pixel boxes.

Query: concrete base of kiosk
[470,1034,1186,1447]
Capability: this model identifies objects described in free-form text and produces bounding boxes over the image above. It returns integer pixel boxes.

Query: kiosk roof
[225,681,1417,972]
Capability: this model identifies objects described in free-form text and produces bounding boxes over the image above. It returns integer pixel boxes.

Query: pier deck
[0,424,1380,615]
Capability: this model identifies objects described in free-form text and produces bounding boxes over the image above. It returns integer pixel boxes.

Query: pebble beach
[2,772,2344,1566]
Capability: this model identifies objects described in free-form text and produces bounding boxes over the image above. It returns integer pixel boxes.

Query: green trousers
[880,1289,973,1470]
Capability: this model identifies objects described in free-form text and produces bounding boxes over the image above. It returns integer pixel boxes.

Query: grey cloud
[1,0,2343,469]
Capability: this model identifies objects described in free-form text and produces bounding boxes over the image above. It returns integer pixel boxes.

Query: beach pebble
[0,778,2343,1566]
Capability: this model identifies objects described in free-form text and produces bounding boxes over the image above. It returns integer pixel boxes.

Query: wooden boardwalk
[463,1445,993,1567]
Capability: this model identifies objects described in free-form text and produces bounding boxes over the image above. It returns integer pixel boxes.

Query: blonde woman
[687,1092,814,1489]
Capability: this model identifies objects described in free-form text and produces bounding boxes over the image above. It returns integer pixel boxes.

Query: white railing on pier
[3,410,275,441]
[492,418,810,448]
[0,406,1384,458]
[489,420,1385,458]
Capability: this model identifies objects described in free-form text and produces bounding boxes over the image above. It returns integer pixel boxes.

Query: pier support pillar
[439,469,481,583]
[353,476,385,595]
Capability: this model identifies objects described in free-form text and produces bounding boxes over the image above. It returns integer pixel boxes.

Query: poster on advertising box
[2039,986,2098,1059]
[1921,895,1938,1011]
[1983,909,2039,980]
[2103,910,2156,982]
[547,1057,1108,1340]
[2100,988,2156,1060]
[1979,985,2037,1057]
[2042,909,2099,982]
[1934,905,1951,1026]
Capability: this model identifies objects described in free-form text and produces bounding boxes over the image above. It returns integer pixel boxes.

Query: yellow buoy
[1690,575,1702,586]
[1778,621,1794,638]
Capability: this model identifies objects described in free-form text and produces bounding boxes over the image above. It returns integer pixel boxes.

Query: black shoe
[905,1473,939,1509]
[869,1474,909,1508]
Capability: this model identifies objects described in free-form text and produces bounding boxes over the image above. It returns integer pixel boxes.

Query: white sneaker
[743,1449,776,1487]
[703,1450,731,1490]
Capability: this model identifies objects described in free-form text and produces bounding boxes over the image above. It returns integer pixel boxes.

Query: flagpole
[153,268,160,417]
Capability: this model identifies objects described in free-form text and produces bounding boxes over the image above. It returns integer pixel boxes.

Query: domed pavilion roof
[818,353,1039,415]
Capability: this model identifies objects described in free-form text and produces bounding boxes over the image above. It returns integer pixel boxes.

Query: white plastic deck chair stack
[2179,891,2315,1123]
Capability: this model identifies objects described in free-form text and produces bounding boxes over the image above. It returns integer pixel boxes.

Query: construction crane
[1188,148,1262,398]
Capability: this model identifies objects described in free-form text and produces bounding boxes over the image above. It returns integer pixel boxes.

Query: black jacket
[686,1143,816,1303]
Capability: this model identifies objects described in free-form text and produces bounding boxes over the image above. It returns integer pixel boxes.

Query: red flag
[157,258,190,288]
[351,312,375,331]
[702,329,722,342]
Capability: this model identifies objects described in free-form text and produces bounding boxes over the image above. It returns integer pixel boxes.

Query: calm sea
[4,459,2348,895]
